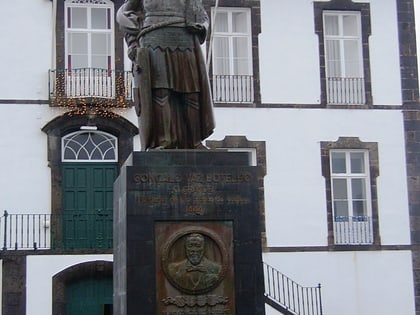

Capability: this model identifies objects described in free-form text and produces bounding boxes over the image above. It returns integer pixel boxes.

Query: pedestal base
[113,150,265,315]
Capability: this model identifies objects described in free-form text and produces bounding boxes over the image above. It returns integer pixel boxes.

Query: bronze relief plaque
[156,222,235,315]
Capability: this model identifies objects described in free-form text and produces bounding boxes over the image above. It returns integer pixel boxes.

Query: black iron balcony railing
[1,211,50,250]
[212,74,254,103]
[1,211,112,250]
[326,77,365,105]
[264,262,323,315]
[48,68,133,101]
[333,215,373,245]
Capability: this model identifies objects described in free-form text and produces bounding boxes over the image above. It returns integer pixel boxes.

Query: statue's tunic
[117,0,215,150]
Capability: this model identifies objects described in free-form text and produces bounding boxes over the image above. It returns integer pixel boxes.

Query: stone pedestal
[113,150,265,315]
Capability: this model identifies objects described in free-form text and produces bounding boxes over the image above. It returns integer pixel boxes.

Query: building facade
[0,0,418,314]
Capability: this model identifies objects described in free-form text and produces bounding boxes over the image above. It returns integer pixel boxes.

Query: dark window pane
[350,152,365,173]
[331,152,346,173]
[334,201,349,217]
[352,200,366,217]
[351,178,366,199]
[333,178,348,199]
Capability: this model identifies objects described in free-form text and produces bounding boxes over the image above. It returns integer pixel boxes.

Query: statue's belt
[137,18,186,40]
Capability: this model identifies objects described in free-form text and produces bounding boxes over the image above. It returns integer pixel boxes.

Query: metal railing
[264,262,323,315]
[333,215,373,245]
[1,211,51,250]
[326,77,365,105]
[0,211,113,250]
[49,68,133,100]
[212,74,254,103]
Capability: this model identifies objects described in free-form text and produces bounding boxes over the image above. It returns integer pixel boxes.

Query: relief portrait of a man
[167,233,222,293]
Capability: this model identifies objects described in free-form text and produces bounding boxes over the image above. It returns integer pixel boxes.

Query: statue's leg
[152,88,173,149]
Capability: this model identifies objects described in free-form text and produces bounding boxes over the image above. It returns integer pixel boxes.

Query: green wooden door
[62,163,117,249]
[66,276,113,315]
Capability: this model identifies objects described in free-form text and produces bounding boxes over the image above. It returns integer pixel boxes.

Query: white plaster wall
[0,0,53,100]
[0,104,57,213]
[209,107,411,246]
[258,0,402,105]
[26,254,112,315]
[369,0,402,105]
[259,0,321,104]
[263,251,415,315]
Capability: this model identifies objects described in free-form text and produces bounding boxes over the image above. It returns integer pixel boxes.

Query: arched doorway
[42,110,138,249]
[53,260,113,315]
[61,130,118,249]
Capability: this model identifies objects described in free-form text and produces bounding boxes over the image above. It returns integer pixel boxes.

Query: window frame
[323,11,364,79]
[211,7,253,76]
[330,149,372,220]
[62,130,118,162]
[321,137,380,247]
[64,0,115,72]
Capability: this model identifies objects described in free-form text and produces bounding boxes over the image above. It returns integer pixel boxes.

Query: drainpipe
[206,0,220,72]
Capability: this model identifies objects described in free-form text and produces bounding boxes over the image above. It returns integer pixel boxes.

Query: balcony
[0,211,112,251]
[49,70,253,106]
[212,74,254,103]
[48,68,133,106]
[326,77,365,105]
[333,215,373,245]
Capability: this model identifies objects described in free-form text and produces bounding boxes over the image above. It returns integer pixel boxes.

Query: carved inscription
[133,171,253,214]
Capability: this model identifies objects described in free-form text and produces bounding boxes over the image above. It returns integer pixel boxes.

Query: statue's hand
[187,23,205,34]
[127,45,138,61]
[187,23,207,43]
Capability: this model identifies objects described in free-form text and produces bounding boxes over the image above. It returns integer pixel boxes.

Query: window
[60,0,116,98]
[330,150,374,244]
[314,0,372,106]
[50,0,132,105]
[321,138,379,246]
[62,130,118,162]
[323,11,365,105]
[65,2,114,71]
[211,7,253,103]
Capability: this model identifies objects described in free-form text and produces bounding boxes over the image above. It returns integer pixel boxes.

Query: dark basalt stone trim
[397,0,420,313]
[1,254,26,315]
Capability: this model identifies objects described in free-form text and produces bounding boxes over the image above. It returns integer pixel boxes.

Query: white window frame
[62,130,118,162]
[330,149,372,219]
[64,0,115,71]
[323,11,365,105]
[323,11,363,78]
[330,149,373,245]
[211,7,253,76]
[210,7,254,103]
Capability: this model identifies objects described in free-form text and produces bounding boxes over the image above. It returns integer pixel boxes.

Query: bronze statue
[117,0,215,150]
[167,233,222,292]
